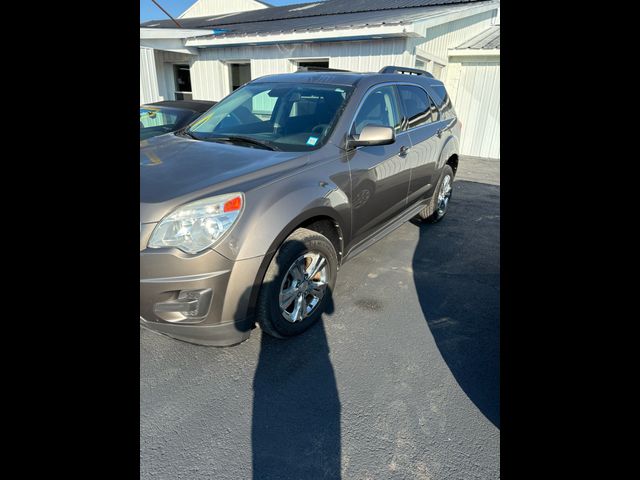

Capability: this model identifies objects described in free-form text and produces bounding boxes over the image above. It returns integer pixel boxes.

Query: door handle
[436,129,443,138]
[399,146,410,157]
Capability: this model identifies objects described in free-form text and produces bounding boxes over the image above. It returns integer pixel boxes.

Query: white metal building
[446,24,500,158]
[140,0,500,158]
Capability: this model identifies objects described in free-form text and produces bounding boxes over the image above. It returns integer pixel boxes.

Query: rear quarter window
[429,84,454,117]
[397,85,439,129]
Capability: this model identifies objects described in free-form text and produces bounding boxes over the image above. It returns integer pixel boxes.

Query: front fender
[212,171,351,323]
[213,171,350,262]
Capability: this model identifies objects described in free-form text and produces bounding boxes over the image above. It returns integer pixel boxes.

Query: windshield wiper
[205,135,281,151]
[176,129,199,140]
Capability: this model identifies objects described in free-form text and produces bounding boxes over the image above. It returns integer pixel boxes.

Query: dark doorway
[230,63,251,91]
[297,60,330,69]
[173,64,192,100]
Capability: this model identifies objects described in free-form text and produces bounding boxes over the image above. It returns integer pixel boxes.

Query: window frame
[348,83,405,137]
[415,56,430,71]
[349,82,443,138]
[172,64,193,100]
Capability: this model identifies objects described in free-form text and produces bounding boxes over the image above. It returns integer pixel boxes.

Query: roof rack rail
[296,66,351,73]
[379,66,434,78]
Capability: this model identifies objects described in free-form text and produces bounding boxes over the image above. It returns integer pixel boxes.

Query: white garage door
[450,60,500,159]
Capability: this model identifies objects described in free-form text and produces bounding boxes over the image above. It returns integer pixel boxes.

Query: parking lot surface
[141,170,500,479]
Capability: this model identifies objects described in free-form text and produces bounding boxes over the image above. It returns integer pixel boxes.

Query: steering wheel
[311,124,330,137]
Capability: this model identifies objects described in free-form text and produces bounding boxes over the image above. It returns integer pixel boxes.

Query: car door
[397,84,450,206]
[347,84,412,246]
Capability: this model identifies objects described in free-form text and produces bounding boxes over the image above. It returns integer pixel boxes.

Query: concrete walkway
[456,155,500,186]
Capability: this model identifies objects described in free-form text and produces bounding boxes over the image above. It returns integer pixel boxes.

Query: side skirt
[342,196,432,264]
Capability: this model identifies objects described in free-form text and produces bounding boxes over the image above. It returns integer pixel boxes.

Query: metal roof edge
[185,23,421,48]
[448,48,500,57]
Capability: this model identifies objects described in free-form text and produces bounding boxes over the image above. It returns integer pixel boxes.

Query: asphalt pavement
[141,160,500,479]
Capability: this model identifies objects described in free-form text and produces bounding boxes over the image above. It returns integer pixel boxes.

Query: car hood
[140,134,306,223]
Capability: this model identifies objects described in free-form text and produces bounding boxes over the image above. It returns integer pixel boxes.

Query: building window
[173,64,192,100]
[432,62,445,80]
[293,59,330,70]
[415,57,445,79]
[230,63,251,91]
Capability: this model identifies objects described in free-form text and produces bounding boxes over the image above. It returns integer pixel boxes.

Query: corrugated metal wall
[409,9,496,83]
[179,0,267,18]
[140,47,160,104]
[190,39,410,101]
[417,10,495,61]
[446,58,500,159]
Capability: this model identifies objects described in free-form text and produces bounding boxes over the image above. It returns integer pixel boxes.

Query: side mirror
[347,125,395,149]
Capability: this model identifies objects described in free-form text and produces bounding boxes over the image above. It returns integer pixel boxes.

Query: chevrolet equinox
[140,66,461,346]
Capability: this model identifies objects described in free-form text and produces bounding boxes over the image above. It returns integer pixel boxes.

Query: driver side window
[352,86,401,136]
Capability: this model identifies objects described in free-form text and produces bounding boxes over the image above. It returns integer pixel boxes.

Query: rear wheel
[417,165,454,223]
[256,228,338,338]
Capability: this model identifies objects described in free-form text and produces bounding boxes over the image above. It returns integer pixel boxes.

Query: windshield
[140,106,198,140]
[186,82,353,151]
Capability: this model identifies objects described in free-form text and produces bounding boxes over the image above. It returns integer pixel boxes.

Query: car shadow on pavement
[411,180,500,428]
[251,248,341,479]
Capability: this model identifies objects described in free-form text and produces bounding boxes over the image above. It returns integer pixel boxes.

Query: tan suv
[140,66,461,346]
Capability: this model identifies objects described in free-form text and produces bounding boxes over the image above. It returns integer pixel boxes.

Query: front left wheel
[256,228,338,339]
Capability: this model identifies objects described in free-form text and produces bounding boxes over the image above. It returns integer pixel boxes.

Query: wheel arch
[437,134,460,173]
[243,208,347,325]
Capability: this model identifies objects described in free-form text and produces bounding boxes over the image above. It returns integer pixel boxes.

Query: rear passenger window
[397,85,439,129]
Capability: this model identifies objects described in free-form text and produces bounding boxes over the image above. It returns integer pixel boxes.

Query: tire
[417,165,454,223]
[256,228,338,339]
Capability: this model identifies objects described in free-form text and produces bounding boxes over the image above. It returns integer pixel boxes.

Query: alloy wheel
[279,252,329,323]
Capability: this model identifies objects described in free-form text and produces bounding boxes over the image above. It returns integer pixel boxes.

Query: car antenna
[150,0,183,28]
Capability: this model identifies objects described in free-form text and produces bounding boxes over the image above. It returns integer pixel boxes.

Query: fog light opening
[153,288,213,323]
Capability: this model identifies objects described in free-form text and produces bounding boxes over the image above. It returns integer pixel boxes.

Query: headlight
[148,193,244,254]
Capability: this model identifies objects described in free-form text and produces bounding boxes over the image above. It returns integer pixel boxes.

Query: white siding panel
[447,59,500,159]
[190,39,409,101]
[179,0,267,18]
[140,47,160,104]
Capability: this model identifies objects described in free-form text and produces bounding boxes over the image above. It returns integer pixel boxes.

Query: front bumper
[140,232,264,346]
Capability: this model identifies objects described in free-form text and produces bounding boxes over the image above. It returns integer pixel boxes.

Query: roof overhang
[140,27,216,39]
[139,38,199,55]
[139,1,499,50]
[448,48,500,58]
[184,24,422,48]
[411,2,498,29]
